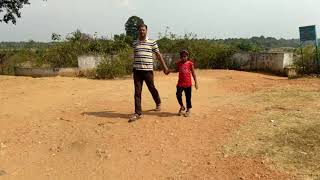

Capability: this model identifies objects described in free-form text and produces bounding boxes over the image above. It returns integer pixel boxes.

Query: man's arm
[155,51,169,74]
[191,64,198,89]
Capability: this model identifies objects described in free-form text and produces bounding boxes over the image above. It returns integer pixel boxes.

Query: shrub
[294,46,319,74]
[96,50,132,79]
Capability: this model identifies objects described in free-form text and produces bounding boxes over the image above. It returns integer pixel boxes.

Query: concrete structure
[14,67,81,77]
[78,54,178,71]
[284,67,298,79]
[14,67,59,77]
[77,55,103,70]
[58,68,80,77]
[232,52,294,74]
[14,55,107,77]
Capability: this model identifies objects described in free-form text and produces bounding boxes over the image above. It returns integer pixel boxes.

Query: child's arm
[191,63,198,89]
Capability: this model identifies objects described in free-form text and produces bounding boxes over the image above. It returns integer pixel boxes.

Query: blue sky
[0,0,319,41]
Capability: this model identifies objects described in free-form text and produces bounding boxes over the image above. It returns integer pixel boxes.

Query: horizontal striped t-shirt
[132,38,159,71]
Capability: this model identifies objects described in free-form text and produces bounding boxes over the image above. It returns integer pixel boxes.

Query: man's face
[139,26,147,39]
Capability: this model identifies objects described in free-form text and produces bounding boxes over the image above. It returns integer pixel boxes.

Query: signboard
[299,25,317,44]
[299,25,319,73]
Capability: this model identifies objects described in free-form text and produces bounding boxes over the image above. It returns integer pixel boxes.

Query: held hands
[163,68,170,75]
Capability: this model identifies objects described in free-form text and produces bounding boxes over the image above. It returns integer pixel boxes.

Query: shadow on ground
[82,110,177,120]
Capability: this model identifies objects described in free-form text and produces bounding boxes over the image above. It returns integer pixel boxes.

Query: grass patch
[225,87,320,179]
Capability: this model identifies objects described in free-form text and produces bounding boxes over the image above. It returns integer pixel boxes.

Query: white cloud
[119,0,129,7]
[112,0,129,7]
[110,0,136,11]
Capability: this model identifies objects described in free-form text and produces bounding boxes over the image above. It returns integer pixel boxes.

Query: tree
[51,33,62,41]
[125,16,144,40]
[0,53,6,74]
[0,0,30,24]
[66,29,92,42]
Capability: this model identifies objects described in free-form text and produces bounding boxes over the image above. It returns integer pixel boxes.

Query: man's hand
[155,52,170,75]
[164,68,170,75]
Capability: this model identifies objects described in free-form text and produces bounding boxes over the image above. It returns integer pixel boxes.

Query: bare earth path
[0,70,305,179]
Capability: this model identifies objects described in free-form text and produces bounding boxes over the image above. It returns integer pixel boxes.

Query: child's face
[181,54,188,61]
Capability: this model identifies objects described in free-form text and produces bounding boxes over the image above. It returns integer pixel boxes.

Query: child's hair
[180,50,189,57]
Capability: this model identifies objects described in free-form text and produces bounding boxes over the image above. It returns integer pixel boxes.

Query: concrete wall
[14,67,81,77]
[78,54,178,71]
[14,67,59,77]
[14,55,112,77]
[58,68,80,77]
[283,53,294,68]
[232,53,252,70]
[256,53,284,71]
[232,52,294,73]
[77,55,103,70]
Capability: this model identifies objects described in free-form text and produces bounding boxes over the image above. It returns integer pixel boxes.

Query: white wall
[232,52,294,73]
[78,55,103,70]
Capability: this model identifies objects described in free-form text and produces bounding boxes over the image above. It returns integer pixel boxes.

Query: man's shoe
[155,104,161,112]
[128,113,142,123]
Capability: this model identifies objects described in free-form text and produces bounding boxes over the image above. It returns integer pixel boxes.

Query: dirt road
[0,70,302,179]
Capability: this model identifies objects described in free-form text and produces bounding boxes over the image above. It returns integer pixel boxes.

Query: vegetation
[0,31,317,77]
[0,0,30,24]
[125,16,144,41]
[293,45,320,74]
[1,15,319,78]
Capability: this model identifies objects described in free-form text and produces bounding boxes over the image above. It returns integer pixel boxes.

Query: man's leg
[144,71,161,106]
[134,70,143,115]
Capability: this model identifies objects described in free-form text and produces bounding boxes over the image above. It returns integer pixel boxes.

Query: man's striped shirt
[132,38,159,71]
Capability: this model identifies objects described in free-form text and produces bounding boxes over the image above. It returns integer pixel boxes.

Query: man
[129,24,170,122]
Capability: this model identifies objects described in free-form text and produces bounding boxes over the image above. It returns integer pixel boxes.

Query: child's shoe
[178,106,185,116]
[184,109,191,117]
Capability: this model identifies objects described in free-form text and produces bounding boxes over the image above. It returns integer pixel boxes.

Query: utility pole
[316,40,320,73]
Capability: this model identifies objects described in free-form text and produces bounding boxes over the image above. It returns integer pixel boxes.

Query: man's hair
[138,24,148,30]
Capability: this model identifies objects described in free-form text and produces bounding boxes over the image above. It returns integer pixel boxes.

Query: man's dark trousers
[134,70,161,115]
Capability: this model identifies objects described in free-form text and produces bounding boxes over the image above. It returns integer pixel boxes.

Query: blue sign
[299,25,317,45]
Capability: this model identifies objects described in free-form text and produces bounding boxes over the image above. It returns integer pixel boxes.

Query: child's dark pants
[176,86,192,109]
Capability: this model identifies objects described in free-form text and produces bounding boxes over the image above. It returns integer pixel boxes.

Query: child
[176,50,198,117]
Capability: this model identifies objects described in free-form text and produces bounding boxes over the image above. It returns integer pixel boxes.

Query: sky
[0,0,319,42]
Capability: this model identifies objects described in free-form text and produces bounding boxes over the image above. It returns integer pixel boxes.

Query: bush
[158,38,238,70]
[0,49,47,75]
[79,69,97,79]
[96,50,132,79]
[294,46,320,74]
[44,41,82,68]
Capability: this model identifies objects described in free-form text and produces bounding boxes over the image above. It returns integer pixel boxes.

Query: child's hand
[195,83,199,90]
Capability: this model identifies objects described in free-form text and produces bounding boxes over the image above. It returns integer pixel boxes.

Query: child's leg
[185,87,192,110]
[176,86,184,107]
